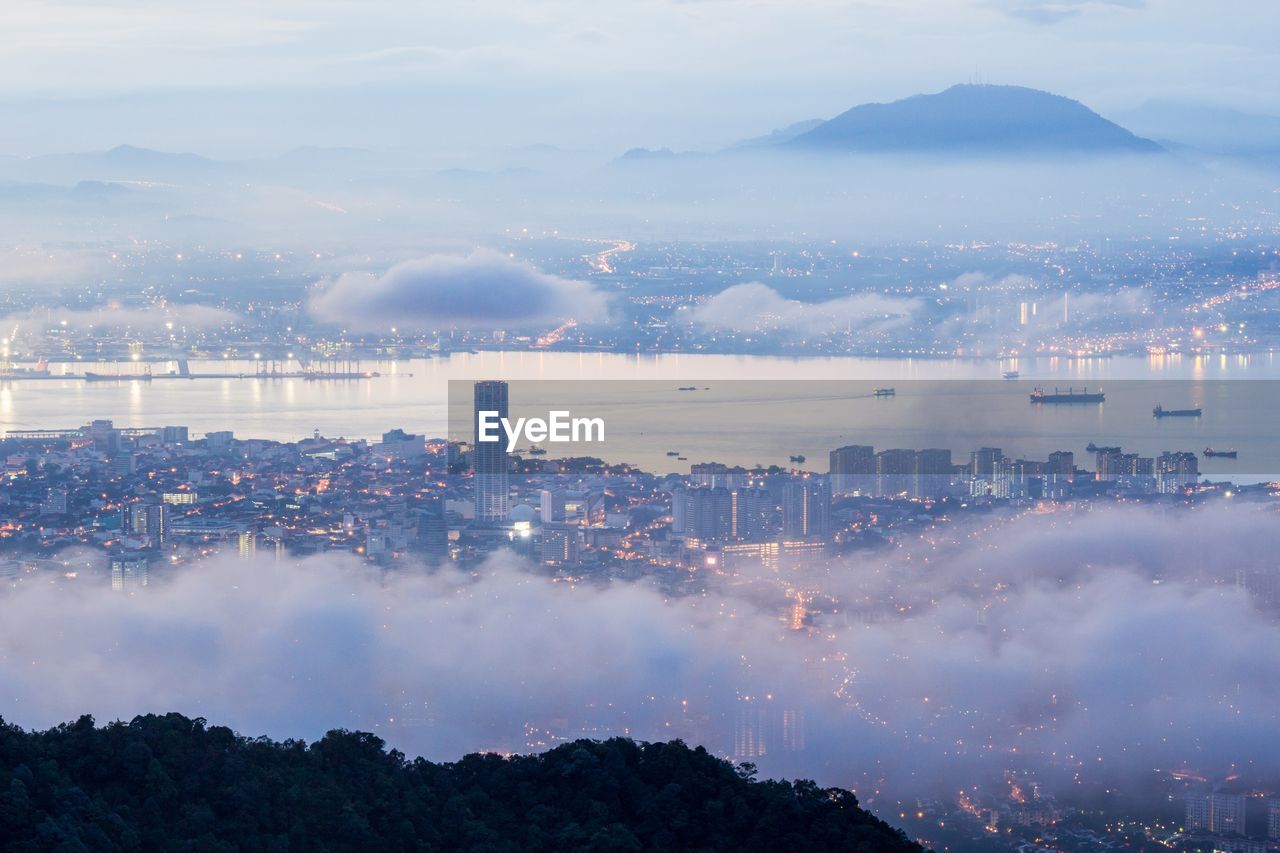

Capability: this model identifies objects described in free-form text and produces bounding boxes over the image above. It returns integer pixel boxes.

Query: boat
[666,451,680,457]
[3,358,50,377]
[676,386,698,391]
[84,371,152,382]
[1002,370,1020,379]
[676,456,687,461]
[789,454,806,464]
[1204,448,1237,459]
[873,388,895,397]
[1153,405,1201,418]
[526,445,548,456]
[1086,442,1121,454]
[1030,386,1104,404]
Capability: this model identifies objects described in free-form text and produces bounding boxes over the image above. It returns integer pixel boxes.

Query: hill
[729,118,825,150]
[0,712,922,852]
[1114,100,1280,159]
[8,144,233,185]
[788,84,1162,156]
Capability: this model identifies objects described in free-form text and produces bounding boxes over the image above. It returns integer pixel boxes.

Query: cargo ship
[1204,448,1237,459]
[1086,442,1121,454]
[1030,386,1104,404]
[84,371,152,382]
[1153,405,1201,418]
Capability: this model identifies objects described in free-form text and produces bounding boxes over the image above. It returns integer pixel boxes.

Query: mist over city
[3,1,1280,850]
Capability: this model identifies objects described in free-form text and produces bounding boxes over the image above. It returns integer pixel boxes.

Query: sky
[2,0,1278,156]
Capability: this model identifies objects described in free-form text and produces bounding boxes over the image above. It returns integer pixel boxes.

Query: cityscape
[4,0,1280,849]
[3,377,1280,850]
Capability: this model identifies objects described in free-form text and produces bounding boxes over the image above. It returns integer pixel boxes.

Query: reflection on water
[446,379,1280,483]
[2,352,1280,446]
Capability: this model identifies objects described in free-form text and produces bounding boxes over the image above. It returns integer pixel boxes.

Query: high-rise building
[121,501,166,548]
[1157,451,1199,494]
[161,425,189,445]
[690,462,747,489]
[829,444,875,496]
[1185,791,1246,835]
[540,488,566,523]
[377,428,426,462]
[1094,447,1124,481]
[473,380,510,523]
[780,708,806,753]
[109,553,149,591]
[971,447,1004,480]
[1114,453,1155,492]
[1044,450,1075,498]
[733,703,769,759]
[415,507,449,565]
[992,456,1013,498]
[1046,451,1075,482]
[730,487,775,542]
[912,449,953,499]
[261,531,287,561]
[205,430,234,452]
[563,491,606,525]
[540,522,582,565]
[1010,459,1043,499]
[782,479,830,539]
[672,487,734,541]
[875,449,915,498]
[88,419,119,454]
[969,447,1008,497]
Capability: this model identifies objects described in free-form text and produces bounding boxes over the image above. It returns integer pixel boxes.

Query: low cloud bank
[1,504,1278,800]
[690,282,920,336]
[308,251,610,331]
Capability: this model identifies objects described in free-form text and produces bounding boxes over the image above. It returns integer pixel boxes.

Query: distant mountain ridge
[729,118,825,151]
[783,84,1162,156]
[1114,100,1280,158]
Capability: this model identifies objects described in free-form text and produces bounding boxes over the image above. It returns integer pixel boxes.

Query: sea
[4,351,1280,480]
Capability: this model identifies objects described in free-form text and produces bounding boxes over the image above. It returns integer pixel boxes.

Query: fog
[0,144,1274,257]
[4,503,1279,803]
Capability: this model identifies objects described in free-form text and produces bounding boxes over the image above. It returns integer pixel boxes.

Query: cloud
[935,272,1153,352]
[2,503,1278,802]
[992,0,1147,25]
[689,282,921,337]
[0,247,104,288]
[308,251,610,331]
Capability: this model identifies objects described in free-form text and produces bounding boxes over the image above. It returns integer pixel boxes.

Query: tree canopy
[0,712,922,852]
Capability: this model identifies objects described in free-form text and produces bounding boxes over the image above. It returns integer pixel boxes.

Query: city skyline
[5,1,1280,848]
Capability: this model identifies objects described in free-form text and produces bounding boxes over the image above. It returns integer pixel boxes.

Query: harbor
[1,358,394,383]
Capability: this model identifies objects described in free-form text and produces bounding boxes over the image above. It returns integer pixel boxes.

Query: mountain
[787,84,1163,156]
[0,712,922,851]
[1113,100,1280,158]
[9,144,233,184]
[729,118,825,150]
